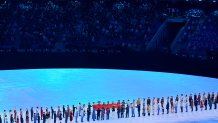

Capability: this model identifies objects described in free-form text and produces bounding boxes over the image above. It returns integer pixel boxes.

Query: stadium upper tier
[0,0,218,60]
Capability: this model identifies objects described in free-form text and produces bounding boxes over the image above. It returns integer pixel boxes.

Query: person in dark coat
[194,93,197,103]
[176,95,179,102]
[43,113,46,123]
[204,93,208,110]
[161,97,164,114]
[212,92,215,104]
[194,97,198,111]
[10,114,13,123]
[126,104,129,118]
[0,115,2,123]
[62,106,65,118]
[215,93,218,109]
[51,107,54,119]
[209,98,213,110]
[67,105,70,116]
[121,104,125,118]
[166,97,170,114]
[72,105,76,117]
[31,108,34,121]
[20,115,23,123]
[87,102,91,122]
[37,114,40,123]
[194,93,197,108]
[147,97,151,106]
[189,94,192,106]
[190,98,194,112]
[96,108,101,121]
[208,92,211,104]
[212,92,215,109]
[117,106,120,119]
[59,112,62,123]
[54,111,56,123]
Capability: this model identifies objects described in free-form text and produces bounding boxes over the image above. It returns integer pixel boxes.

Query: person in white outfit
[75,108,79,123]
[81,105,85,122]
[185,95,189,112]
[131,100,136,117]
[174,99,178,113]
[78,103,81,116]
[152,97,156,115]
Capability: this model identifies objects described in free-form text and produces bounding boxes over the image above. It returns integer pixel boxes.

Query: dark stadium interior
[0,0,218,78]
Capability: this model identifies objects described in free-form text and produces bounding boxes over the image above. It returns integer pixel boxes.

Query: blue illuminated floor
[0,69,218,123]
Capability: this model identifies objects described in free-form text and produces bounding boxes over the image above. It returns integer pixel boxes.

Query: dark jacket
[31,109,33,116]
[87,105,91,115]
[10,115,14,123]
[166,102,169,109]
[97,109,101,116]
[20,117,23,123]
[126,106,129,113]
[147,99,151,105]
[59,113,62,120]
[43,114,46,123]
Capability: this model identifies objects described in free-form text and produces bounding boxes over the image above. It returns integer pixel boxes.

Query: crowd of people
[175,13,218,59]
[0,0,218,59]
[0,92,218,123]
[0,0,159,51]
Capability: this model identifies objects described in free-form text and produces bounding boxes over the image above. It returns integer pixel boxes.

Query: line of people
[0,92,218,123]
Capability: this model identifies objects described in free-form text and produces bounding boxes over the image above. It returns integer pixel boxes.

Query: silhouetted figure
[166,97,170,114]
[54,111,56,123]
[43,113,46,123]
[137,98,141,117]
[87,103,91,122]
[126,105,129,118]
[72,105,76,117]
[51,107,54,119]
[10,114,13,123]
[0,115,2,123]
[62,106,65,118]
[96,108,101,120]
[31,108,33,121]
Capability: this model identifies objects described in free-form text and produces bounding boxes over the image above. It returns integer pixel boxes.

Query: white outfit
[152,99,156,115]
[180,96,184,107]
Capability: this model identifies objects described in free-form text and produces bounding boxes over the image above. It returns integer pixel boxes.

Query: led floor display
[0,69,218,122]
